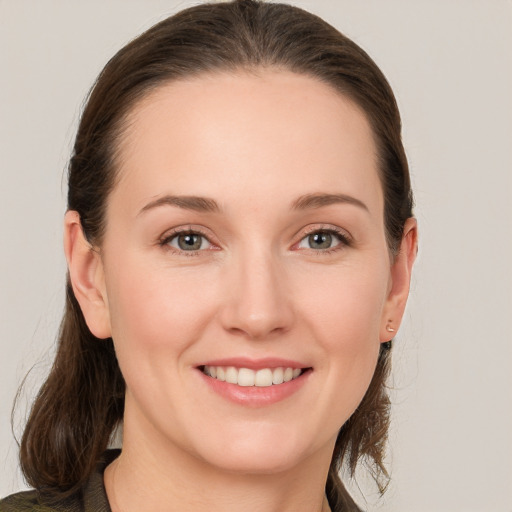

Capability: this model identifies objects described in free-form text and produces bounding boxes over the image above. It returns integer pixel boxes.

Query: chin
[204,449,302,475]
[191,425,325,475]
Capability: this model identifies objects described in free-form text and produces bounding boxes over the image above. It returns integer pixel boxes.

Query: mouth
[199,365,311,387]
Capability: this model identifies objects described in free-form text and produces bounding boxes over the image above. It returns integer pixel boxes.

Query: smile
[197,359,312,407]
[202,365,304,387]
[202,365,303,387]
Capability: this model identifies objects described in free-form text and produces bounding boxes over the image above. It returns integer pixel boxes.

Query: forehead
[111,69,382,218]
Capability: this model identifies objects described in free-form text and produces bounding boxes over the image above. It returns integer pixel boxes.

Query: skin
[64,69,417,512]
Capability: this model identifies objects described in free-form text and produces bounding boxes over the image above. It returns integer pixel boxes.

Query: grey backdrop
[1,1,511,510]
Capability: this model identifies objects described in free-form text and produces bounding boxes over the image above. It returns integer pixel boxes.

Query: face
[81,70,408,475]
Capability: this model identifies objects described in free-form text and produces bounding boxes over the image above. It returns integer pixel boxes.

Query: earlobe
[380,218,418,342]
[64,210,111,339]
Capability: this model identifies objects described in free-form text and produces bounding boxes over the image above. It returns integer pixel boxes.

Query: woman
[1,1,417,511]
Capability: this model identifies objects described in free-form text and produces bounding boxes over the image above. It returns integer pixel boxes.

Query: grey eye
[298,231,342,250]
[308,232,332,249]
[169,233,209,251]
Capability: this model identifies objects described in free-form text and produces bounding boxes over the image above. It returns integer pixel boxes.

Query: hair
[18,1,413,510]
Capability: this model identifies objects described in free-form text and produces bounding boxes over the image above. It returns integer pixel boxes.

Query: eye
[297,229,348,251]
[164,231,212,252]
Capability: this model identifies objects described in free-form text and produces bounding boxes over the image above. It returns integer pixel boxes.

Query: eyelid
[158,225,219,254]
[158,223,352,255]
[292,224,353,251]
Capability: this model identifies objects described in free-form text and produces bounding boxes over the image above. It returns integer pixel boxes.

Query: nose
[219,248,295,340]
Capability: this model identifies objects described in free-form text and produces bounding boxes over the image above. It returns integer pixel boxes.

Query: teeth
[255,368,273,387]
[238,368,255,387]
[203,365,304,387]
[272,367,284,384]
[225,366,238,384]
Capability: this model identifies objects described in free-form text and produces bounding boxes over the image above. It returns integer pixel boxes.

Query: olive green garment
[0,450,120,512]
[1,450,337,512]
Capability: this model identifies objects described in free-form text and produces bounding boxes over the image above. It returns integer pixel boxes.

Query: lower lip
[197,369,311,407]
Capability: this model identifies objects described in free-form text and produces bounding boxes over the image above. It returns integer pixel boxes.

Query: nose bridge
[221,242,293,339]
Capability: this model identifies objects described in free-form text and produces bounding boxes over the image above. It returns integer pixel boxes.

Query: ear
[380,217,418,342]
[64,210,111,339]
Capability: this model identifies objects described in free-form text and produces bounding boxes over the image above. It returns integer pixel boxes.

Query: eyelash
[159,225,352,256]
[159,227,216,257]
[296,225,352,255]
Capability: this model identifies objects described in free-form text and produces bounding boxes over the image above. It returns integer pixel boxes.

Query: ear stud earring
[383,322,395,350]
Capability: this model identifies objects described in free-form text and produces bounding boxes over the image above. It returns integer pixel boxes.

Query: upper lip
[197,357,310,371]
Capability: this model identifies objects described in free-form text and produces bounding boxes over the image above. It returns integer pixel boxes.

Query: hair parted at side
[18,1,413,509]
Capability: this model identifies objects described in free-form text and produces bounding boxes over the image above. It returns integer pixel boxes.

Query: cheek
[296,261,388,415]
[104,256,220,359]
[102,257,223,426]
[299,260,389,346]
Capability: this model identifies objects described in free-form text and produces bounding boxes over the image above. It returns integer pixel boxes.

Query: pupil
[310,232,331,249]
[179,234,201,250]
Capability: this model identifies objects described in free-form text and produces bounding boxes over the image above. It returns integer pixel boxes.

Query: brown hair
[19,1,413,509]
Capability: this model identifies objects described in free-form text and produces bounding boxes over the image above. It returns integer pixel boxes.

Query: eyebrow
[138,195,221,215]
[291,193,369,212]
[138,192,367,216]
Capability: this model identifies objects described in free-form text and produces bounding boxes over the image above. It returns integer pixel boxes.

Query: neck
[104,409,333,512]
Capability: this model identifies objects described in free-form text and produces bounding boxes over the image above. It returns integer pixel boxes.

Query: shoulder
[0,490,45,512]
[0,491,39,512]
[0,450,119,512]
[0,490,83,512]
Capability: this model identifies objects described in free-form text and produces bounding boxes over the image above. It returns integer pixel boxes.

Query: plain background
[1,1,511,510]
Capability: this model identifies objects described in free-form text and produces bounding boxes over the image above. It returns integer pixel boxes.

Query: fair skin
[64,70,417,512]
